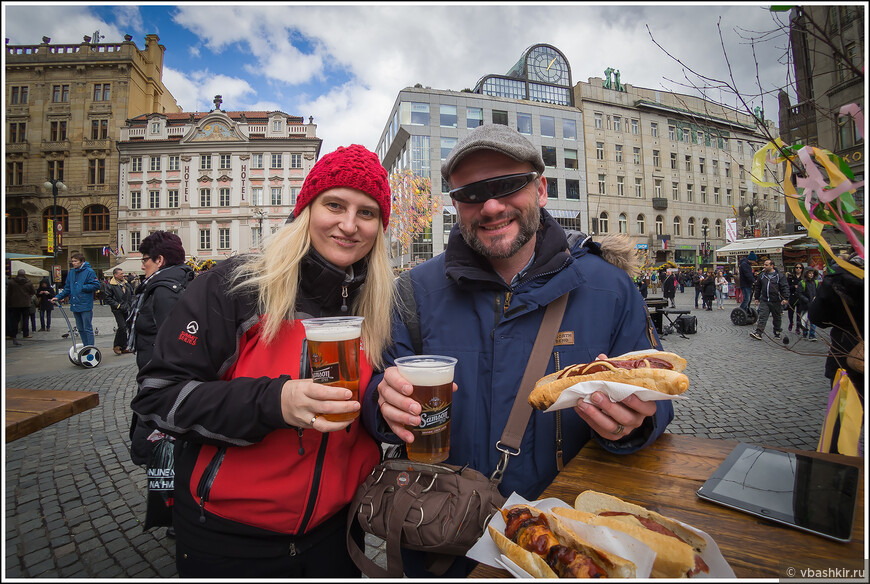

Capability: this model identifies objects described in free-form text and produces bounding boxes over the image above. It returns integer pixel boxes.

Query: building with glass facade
[376,44,586,264]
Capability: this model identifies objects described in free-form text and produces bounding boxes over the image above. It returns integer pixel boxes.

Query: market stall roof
[111,258,146,274]
[10,260,49,277]
[5,252,53,260]
[715,235,804,256]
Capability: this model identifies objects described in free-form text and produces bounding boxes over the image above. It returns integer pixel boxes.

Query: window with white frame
[669,126,676,141]
[168,189,179,208]
[650,122,658,137]
[712,159,719,174]
[272,119,282,133]
[612,116,622,132]
[726,188,732,205]
[290,187,300,205]
[131,157,142,172]
[636,214,645,234]
[739,165,745,180]
[200,188,211,207]
[617,176,625,196]
[251,187,263,206]
[699,158,705,173]
[685,155,692,172]
[130,231,141,249]
[598,212,609,233]
[271,154,282,169]
[618,213,628,233]
[687,184,694,202]
[715,219,723,238]
[688,217,696,237]
[200,155,212,170]
[149,156,161,172]
[725,161,731,177]
[131,191,142,210]
[654,179,662,198]
[149,190,160,209]
[615,144,623,163]
[670,152,677,169]
[219,187,230,207]
[596,142,604,160]
[633,147,640,165]
[271,187,282,205]
[150,121,160,134]
[673,216,681,236]
[631,119,639,135]
[655,215,664,235]
[635,178,643,198]
[598,174,606,195]
[653,150,660,167]
[168,156,180,171]
[219,227,231,249]
[714,187,720,205]
[700,185,707,204]
[672,182,679,201]
[594,112,603,129]
[291,154,302,169]
[252,154,264,169]
[220,154,231,169]
[199,228,211,250]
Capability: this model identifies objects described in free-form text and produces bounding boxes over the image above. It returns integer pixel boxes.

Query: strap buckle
[490,441,521,483]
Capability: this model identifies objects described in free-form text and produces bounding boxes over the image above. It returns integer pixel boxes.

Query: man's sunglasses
[449,172,539,204]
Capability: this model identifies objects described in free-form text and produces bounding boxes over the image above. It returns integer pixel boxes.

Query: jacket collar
[444,208,571,290]
[298,247,368,313]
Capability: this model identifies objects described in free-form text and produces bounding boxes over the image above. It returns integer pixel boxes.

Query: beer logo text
[396,472,410,487]
[312,363,339,384]
[418,404,451,432]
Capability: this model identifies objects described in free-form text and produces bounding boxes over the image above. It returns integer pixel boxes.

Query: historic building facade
[115,101,321,264]
[576,77,783,266]
[779,4,864,228]
[376,44,586,263]
[5,34,181,275]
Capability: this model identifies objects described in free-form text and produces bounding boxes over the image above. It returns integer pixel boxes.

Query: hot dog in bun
[529,350,689,410]
[552,491,709,578]
[489,504,637,578]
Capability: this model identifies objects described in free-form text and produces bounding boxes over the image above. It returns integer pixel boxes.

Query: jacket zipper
[195,446,226,523]
[553,351,564,471]
[297,433,330,534]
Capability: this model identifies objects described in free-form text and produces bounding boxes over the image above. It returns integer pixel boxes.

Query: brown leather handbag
[346,293,569,578]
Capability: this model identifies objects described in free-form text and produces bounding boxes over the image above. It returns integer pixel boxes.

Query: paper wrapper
[466,492,735,578]
[541,349,689,413]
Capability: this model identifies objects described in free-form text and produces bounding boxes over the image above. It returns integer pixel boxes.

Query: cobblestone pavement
[4,293,840,577]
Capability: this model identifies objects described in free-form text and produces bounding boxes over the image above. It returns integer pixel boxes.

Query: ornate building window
[82,205,110,232]
[6,209,28,234]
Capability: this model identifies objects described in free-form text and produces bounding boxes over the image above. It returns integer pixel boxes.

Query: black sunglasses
[449,172,539,204]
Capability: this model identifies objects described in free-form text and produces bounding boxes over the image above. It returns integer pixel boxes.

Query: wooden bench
[5,388,99,442]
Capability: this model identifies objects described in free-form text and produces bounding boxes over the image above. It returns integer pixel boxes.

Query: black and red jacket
[131,252,380,556]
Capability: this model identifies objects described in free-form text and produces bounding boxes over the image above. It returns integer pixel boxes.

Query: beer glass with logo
[300,316,364,422]
[395,355,456,463]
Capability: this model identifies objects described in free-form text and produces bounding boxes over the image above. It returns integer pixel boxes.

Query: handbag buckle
[491,441,520,483]
[415,472,438,493]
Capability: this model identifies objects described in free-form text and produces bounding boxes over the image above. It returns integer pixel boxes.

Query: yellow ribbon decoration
[750,138,786,188]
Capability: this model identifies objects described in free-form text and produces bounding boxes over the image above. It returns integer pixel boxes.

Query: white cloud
[162,66,258,113]
[3,4,124,44]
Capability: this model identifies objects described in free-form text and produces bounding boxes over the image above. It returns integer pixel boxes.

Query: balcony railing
[652,197,669,210]
[82,139,112,150]
[41,140,70,152]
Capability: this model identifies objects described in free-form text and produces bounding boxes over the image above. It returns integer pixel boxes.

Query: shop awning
[546,208,581,219]
[715,235,804,256]
[5,252,53,261]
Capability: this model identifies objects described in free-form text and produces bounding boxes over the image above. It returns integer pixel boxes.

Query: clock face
[529,48,567,85]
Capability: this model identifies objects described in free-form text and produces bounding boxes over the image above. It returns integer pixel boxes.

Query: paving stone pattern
[4,294,836,577]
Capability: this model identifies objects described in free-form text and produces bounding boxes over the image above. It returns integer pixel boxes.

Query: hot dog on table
[529,350,689,410]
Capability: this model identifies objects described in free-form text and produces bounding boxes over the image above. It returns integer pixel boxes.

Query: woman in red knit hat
[132,144,395,577]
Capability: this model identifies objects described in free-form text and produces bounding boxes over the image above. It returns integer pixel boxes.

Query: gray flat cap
[441,123,545,185]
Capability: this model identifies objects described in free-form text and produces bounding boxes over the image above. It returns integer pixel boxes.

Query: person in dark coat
[6,269,35,346]
[127,231,195,465]
[635,274,648,298]
[796,266,819,340]
[701,270,717,311]
[103,268,134,355]
[738,252,757,310]
[786,263,804,334]
[662,269,677,307]
[36,280,55,331]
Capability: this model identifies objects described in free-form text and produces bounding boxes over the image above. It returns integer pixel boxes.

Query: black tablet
[696,442,859,542]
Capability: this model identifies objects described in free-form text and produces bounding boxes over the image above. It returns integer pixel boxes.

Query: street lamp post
[701,224,709,266]
[743,199,762,238]
[252,208,268,248]
[43,178,67,263]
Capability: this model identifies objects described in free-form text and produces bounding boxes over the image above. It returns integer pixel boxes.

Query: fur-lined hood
[566,230,639,279]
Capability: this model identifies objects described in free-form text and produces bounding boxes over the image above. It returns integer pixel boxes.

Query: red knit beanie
[293,144,391,229]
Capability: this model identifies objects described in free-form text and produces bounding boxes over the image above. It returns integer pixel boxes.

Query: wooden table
[5,388,99,442]
[470,433,864,578]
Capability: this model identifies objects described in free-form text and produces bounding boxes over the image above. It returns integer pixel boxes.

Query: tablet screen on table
[696,443,859,542]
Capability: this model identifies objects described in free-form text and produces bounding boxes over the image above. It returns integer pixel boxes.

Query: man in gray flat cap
[363,123,673,577]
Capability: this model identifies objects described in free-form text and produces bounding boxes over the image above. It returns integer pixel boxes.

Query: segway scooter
[730,305,759,326]
[54,301,102,368]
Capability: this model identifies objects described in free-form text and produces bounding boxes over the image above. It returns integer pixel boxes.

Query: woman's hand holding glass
[280,379,359,431]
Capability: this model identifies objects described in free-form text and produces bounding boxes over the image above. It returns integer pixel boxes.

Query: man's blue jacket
[55,261,101,313]
[363,210,673,500]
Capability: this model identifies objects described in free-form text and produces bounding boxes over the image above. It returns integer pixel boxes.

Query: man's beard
[459,203,540,260]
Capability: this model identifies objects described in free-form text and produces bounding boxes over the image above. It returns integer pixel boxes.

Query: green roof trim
[634,99,757,131]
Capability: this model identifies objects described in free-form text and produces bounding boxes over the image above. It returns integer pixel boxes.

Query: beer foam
[304,326,361,342]
[396,360,455,386]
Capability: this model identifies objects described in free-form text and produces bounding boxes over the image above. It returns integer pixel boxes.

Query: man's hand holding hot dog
[376,366,457,443]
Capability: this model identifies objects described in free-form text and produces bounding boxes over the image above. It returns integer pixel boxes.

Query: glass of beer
[300,316,364,422]
[395,355,456,463]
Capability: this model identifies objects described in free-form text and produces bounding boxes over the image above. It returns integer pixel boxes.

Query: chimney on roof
[213,95,223,111]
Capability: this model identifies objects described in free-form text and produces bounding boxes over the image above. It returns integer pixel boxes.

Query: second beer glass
[395,355,456,463]
[301,316,364,422]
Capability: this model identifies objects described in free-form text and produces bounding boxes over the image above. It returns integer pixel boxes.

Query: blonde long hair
[230,206,396,369]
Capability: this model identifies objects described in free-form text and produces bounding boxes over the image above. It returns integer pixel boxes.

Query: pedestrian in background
[636,274,648,299]
[715,270,728,310]
[662,268,677,308]
[53,252,101,348]
[701,270,716,311]
[692,269,703,308]
[738,252,757,311]
[678,270,685,293]
[28,293,38,333]
[786,263,804,333]
[7,269,35,346]
[796,266,819,341]
[126,231,195,465]
[36,280,55,331]
[749,259,790,340]
[104,268,133,355]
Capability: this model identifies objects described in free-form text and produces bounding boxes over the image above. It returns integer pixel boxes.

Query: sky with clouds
[3,2,805,156]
